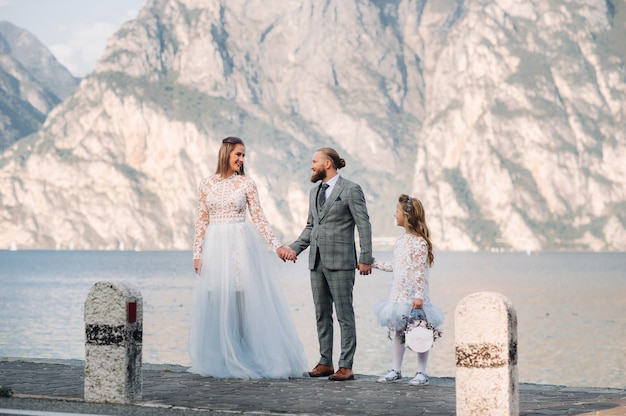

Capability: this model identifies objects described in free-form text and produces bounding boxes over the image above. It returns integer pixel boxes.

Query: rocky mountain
[0,0,625,252]
[0,21,78,150]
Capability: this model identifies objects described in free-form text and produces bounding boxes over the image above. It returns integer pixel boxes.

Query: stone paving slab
[1,359,625,415]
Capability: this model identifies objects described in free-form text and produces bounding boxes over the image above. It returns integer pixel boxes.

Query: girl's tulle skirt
[187,221,308,379]
[374,299,445,330]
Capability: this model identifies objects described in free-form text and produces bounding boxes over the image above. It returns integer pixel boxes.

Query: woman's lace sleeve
[373,259,393,272]
[407,237,429,299]
[192,180,210,259]
[245,178,282,250]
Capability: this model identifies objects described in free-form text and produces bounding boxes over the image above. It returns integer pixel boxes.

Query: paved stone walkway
[0,359,625,415]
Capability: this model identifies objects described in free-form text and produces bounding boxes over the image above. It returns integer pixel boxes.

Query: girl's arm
[372,258,392,272]
[407,237,428,307]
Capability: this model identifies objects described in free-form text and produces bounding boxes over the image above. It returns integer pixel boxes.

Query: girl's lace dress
[188,173,308,378]
[373,233,444,330]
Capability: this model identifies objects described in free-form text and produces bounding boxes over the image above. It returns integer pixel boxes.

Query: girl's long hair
[399,194,434,267]
[215,136,245,177]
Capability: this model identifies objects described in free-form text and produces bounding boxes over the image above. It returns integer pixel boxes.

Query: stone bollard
[84,281,143,404]
[455,292,519,416]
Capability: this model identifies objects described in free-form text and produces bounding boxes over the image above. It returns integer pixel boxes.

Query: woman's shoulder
[202,173,220,181]
[200,174,220,186]
[203,173,251,182]
[232,174,259,194]
[238,174,257,187]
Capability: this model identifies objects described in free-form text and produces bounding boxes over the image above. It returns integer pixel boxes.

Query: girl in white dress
[189,136,308,379]
[373,194,444,385]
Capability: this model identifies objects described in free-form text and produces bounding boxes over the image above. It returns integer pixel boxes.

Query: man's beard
[310,168,326,183]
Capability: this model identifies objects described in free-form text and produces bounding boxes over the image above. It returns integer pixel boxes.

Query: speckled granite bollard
[455,292,518,416]
[84,281,143,404]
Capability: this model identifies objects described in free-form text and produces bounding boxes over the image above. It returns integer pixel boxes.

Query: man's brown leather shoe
[308,364,334,377]
[328,367,354,381]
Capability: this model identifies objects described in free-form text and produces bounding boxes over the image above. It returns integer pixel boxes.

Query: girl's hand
[412,298,424,310]
[194,259,202,275]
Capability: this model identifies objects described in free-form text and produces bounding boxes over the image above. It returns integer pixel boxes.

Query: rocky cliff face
[0,0,624,252]
[0,21,78,150]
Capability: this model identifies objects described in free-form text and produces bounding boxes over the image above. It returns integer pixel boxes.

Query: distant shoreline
[2,248,626,253]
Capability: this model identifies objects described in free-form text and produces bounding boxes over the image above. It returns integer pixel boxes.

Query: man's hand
[358,263,372,275]
[277,246,297,262]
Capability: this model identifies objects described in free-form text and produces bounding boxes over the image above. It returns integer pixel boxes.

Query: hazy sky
[0,0,146,77]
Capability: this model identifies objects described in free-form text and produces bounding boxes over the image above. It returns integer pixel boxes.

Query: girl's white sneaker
[409,371,429,385]
[377,369,402,383]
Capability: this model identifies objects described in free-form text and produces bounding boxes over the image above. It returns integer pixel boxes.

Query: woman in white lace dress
[373,194,444,386]
[188,136,308,379]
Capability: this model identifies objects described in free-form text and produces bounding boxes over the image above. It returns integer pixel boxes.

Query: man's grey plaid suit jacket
[291,176,373,269]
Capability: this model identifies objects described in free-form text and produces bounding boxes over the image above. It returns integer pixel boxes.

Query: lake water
[0,250,624,389]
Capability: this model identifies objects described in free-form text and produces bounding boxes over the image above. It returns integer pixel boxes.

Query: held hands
[412,297,424,310]
[194,258,202,275]
[358,263,372,275]
[277,246,297,262]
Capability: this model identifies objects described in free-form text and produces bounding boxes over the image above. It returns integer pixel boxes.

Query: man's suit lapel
[318,177,344,221]
[311,187,320,222]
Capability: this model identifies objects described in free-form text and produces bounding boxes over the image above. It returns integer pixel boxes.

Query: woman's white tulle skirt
[374,299,445,330]
[187,221,308,379]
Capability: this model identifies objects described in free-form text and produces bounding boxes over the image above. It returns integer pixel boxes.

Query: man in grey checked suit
[279,147,373,381]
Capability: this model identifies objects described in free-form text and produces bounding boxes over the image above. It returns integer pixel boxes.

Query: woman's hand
[412,297,424,310]
[194,259,202,275]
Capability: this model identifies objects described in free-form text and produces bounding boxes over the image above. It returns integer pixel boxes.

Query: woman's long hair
[399,194,434,267]
[215,136,245,177]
